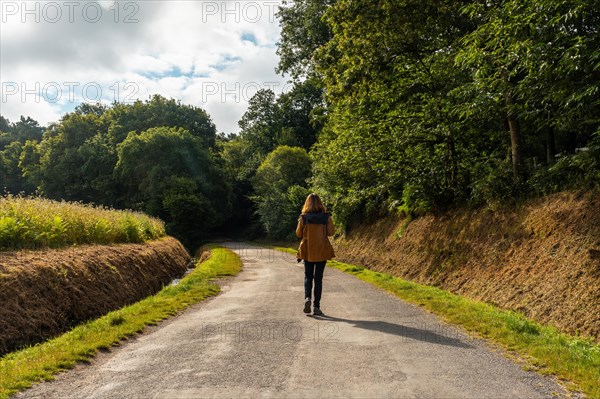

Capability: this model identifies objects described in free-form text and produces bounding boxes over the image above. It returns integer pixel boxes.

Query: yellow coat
[296,212,335,262]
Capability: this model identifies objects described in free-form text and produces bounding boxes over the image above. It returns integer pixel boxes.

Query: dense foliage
[0,96,224,247]
[291,0,599,225]
[220,84,321,239]
[2,0,599,240]
[252,146,312,239]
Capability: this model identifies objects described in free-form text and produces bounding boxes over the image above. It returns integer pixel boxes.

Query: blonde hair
[301,193,327,214]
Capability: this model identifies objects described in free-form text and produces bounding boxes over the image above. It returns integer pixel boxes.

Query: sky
[0,0,288,134]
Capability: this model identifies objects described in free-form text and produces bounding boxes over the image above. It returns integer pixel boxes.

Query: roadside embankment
[334,191,600,341]
[0,236,190,355]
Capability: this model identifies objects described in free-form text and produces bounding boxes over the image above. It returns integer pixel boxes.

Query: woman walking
[296,193,335,315]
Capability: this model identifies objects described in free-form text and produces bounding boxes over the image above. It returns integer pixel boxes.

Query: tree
[457,0,600,181]
[0,142,24,193]
[238,89,282,160]
[73,102,108,117]
[277,78,324,150]
[252,146,312,238]
[106,95,216,147]
[115,126,230,246]
[277,0,336,80]
[0,116,44,193]
[0,116,10,133]
[38,112,109,201]
[35,95,218,209]
[0,116,44,150]
[312,0,478,222]
[18,140,42,194]
[219,138,261,234]
[76,133,120,204]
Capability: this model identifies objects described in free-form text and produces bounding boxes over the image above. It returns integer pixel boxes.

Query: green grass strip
[0,246,241,399]
[273,245,600,398]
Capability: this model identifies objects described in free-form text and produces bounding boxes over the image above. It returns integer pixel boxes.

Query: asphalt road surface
[16,242,572,399]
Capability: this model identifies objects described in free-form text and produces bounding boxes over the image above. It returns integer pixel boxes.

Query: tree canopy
[2,0,599,241]
[1,96,224,248]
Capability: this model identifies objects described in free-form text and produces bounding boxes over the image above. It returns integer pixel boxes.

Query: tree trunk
[505,91,524,182]
[448,136,457,186]
[507,114,524,181]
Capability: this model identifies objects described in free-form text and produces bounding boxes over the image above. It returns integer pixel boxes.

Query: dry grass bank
[334,191,600,341]
[0,237,190,354]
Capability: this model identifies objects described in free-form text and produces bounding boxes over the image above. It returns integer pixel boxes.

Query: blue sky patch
[210,55,242,72]
[138,66,196,80]
[241,33,258,44]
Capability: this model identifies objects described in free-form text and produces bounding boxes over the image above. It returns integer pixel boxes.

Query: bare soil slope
[334,191,600,341]
[0,237,190,354]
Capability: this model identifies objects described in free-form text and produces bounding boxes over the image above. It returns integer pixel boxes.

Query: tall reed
[0,196,166,250]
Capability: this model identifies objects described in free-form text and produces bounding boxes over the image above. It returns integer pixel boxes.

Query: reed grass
[0,195,165,250]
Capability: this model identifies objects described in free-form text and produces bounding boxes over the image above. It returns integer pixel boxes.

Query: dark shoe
[303,298,311,314]
[313,307,323,316]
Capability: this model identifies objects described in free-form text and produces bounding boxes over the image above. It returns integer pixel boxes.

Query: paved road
[16,243,570,399]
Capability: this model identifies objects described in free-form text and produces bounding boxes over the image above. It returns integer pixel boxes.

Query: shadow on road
[309,314,473,348]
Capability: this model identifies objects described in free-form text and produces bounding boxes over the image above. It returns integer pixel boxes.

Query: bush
[529,137,600,195]
[397,183,434,216]
[469,158,520,209]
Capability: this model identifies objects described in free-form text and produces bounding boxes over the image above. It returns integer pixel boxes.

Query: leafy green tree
[18,140,42,193]
[106,95,216,146]
[276,0,332,154]
[0,116,44,193]
[457,0,600,181]
[238,89,282,160]
[277,78,324,150]
[76,133,120,204]
[36,96,218,208]
[277,0,336,80]
[307,0,600,222]
[0,116,10,133]
[312,0,478,222]
[115,126,230,246]
[73,102,108,117]
[161,176,219,245]
[218,137,260,234]
[0,116,44,150]
[38,112,109,201]
[252,145,312,239]
[0,142,24,193]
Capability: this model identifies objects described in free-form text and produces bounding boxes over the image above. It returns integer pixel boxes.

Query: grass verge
[0,245,241,399]
[272,245,600,398]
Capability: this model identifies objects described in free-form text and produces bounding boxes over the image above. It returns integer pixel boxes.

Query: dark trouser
[304,261,326,307]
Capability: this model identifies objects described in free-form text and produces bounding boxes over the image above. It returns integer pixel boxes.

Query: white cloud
[0,0,286,133]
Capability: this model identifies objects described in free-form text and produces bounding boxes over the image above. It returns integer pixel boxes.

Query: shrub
[529,137,600,195]
[469,158,520,209]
